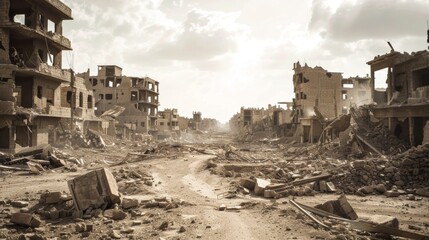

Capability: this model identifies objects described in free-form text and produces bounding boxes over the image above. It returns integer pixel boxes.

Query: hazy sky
[61,0,429,122]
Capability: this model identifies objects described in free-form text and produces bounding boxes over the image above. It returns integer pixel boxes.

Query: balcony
[4,22,72,50]
[15,63,72,82]
[138,99,160,106]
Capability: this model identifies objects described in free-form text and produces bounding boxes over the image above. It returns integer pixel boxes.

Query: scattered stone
[159,221,168,230]
[219,204,226,211]
[178,226,186,233]
[11,201,29,208]
[121,198,139,209]
[10,213,41,228]
[367,215,399,229]
[315,195,358,220]
[254,178,271,196]
[103,209,127,220]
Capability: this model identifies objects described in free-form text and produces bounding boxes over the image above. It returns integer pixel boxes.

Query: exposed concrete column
[53,51,62,68]
[0,28,10,64]
[388,117,393,131]
[409,117,415,146]
[55,20,63,35]
[370,69,375,103]
[0,0,10,23]
[387,67,392,103]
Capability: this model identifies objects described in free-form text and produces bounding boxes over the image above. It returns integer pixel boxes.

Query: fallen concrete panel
[68,168,120,217]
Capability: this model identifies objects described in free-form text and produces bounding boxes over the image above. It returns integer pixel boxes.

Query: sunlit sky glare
[61,0,429,122]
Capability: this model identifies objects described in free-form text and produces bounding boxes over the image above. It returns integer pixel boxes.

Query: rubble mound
[394,143,429,188]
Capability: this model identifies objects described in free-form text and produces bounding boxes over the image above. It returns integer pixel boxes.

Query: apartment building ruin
[229,105,293,140]
[88,65,160,135]
[291,62,372,143]
[157,108,179,132]
[0,0,99,152]
[367,50,429,146]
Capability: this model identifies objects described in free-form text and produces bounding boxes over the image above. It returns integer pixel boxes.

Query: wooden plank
[0,165,30,171]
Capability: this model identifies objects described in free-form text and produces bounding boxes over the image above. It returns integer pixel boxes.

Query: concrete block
[104,209,127,220]
[254,178,270,196]
[68,168,120,217]
[121,198,139,209]
[416,188,429,197]
[263,190,277,198]
[315,195,358,220]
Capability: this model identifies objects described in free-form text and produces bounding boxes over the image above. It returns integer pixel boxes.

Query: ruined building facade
[157,108,179,132]
[367,50,429,146]
[88,65,159,134]
[0,0,99,152]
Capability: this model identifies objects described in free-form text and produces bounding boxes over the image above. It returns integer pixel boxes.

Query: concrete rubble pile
[330,144,429,197]
[57,130,106,149]
[0,144,71,173]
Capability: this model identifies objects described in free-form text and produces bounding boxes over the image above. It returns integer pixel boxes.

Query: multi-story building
[292,62,342,122]
[157,108,179,132]
[88,65,159,134]
[367,50,429,146]
[0,0,98,152]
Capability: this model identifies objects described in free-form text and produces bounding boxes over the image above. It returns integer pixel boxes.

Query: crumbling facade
[157,108,179,132]
[88,65,159,135]
[0,0,99,152]
[292,62,342,122]
[367,50,429,146]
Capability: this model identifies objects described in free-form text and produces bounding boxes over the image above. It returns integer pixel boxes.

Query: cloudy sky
[61,0,429,122]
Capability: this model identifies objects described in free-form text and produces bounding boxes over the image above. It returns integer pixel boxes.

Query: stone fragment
[254,178,271,196]
[367,215,399,229]
[264,190,277,198]
[385,190,400,198]
[10,213,42,228]
[11,201,29,208]
[326,182,336,192]
[219,204,226,211]
[315,195,358,220]
[374,184,387,193]
[357,186,373,195]
[103,209,127,220]
[178,226,186,233]
[416,188,429,197]
[121,198,139,209]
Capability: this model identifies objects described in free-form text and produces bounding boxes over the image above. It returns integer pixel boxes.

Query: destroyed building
[367,50,429,146]
[157,108,179,132]
[0,0,100,152]
[292,62,372,143]
[188,111,202,130]
[341,76,372,114]
[88,65,160,135]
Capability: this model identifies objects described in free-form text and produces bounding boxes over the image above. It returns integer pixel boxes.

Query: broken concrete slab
[315,195,358,220]
[254,178,271,196]
[68,168,120,217]
[121,198,139,209]
[10,213,42,228]
[367,215,399,229]
[14,144,52,159]
[103,209,127,220]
